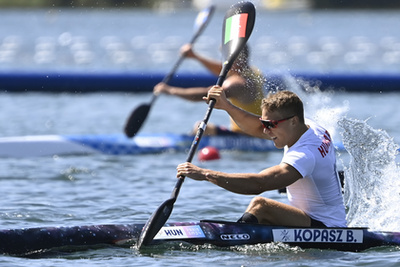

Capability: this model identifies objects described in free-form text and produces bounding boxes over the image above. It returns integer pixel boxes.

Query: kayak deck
[1,221,400,256]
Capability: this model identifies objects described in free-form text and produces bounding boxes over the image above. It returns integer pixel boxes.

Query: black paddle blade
[218,2,256,85]
[137,197,175,247]
[124,104,151,138]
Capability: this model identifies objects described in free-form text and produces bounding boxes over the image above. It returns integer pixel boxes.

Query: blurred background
[1,0,400,9]
[1,0,400,79]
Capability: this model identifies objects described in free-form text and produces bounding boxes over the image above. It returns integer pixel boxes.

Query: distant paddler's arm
[204,85,269,139]
[181,44,222,76]
[154,82,212,102]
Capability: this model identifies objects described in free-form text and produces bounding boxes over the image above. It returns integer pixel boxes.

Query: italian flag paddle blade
[224,13,248,44]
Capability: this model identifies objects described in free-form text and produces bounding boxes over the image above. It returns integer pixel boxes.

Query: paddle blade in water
[124,104,151,138]
[137,198,175,247]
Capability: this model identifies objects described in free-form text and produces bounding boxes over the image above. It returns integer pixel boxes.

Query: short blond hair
[261,91,304,123]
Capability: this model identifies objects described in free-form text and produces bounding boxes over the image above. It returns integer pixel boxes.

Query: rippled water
[1,89,400,266]
[1,6,400,267]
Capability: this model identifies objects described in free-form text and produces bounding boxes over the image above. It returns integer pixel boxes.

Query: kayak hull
[1,221,400,256]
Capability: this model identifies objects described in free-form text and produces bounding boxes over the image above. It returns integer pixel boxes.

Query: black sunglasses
[259,115,295,129]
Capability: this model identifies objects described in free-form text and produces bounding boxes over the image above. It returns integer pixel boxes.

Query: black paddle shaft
[137,2,256,248]
[171,98,216,198]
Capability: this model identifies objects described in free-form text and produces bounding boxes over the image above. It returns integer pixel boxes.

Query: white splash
[277,74,400,231]
[338,117,400,231]
[281,74,349,142]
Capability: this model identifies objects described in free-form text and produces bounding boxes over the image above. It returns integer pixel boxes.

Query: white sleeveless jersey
[282,119,347,227]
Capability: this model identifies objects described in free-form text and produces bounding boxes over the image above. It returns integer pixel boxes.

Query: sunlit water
[1,90,400,266]
[1,6,400,267]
